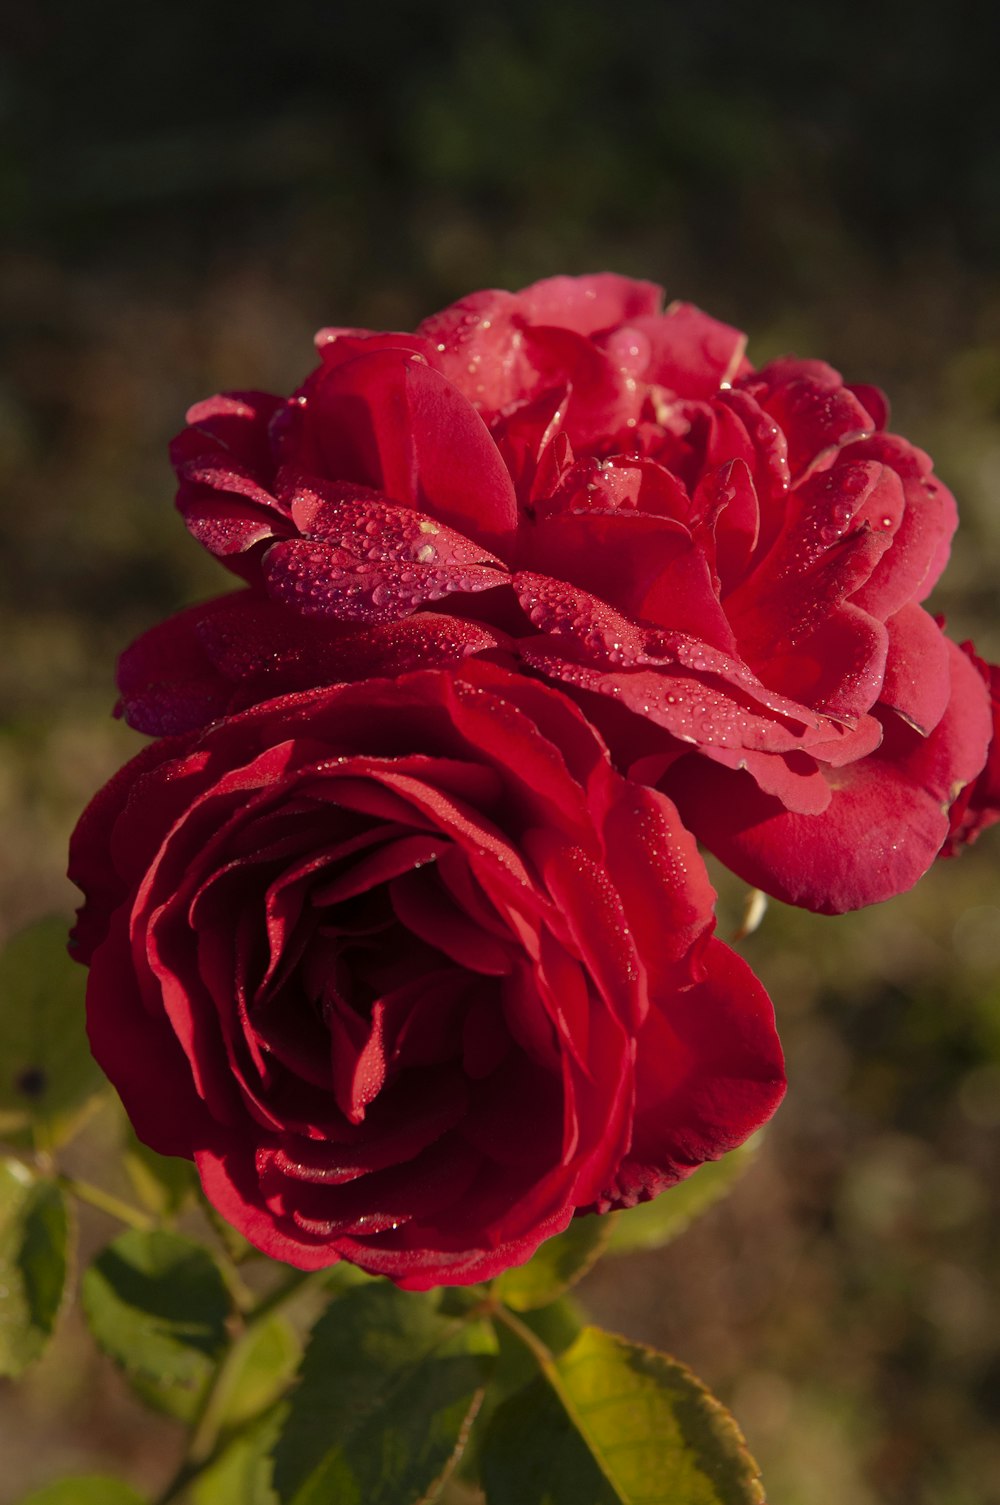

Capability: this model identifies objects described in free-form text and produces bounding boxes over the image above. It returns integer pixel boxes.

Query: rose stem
[56,1173,155,1231]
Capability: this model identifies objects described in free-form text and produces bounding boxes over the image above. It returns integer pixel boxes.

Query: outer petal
[115,592,509,737]
[941,644,1000,855]
[665,638,993,911]
[196,1137,346,1270]
[172,391,284,487]
[599,782,716,990]
[598,940,784,1207]
[69,737,195,958]
[841,433,958,613]
[87,914,213,1158]
[879,603,951,734]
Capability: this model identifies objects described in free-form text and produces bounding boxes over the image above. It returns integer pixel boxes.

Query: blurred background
[1,2,999,1501]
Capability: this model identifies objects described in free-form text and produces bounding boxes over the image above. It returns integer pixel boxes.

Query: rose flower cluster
[71,275,999,1283]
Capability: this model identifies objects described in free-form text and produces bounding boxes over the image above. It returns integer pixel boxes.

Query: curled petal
[665,638,993,911]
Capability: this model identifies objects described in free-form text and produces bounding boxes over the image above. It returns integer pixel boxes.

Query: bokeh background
[2,3,999,1502]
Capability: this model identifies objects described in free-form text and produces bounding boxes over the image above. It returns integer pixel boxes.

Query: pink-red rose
[70,662,783,1286]
[119,273,994,912]
[940,641,1000,855]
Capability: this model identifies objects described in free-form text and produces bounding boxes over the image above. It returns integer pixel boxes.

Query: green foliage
[458,1295,585,1487]
[495,1214,617,1311]
[81,1228,231,1419]
[516,1296,585,1359]
[181,1307,302,1504]
[0,918,104,1149]
[606,1139,760,1256]
[273,1280,497,1505]
[0,1158,71,1377]
[218,1314,302,1432]
[121,1124,198,1220]
[481,1324,765,1505]
[191,1408,285,1505]
[16,1478,147,1504]
[490,1296,585,1404]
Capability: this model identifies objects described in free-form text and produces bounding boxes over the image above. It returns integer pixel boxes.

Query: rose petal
[599,939,784,1207]
[879,603,952,734]
[640,301,749,398]
[666,638,993,911]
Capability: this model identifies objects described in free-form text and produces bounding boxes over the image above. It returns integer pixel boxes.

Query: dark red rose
[70,662,783,1286]
[120,274,993,913]
[940,641,1000,856]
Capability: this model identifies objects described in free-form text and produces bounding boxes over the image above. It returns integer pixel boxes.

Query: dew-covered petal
[726,461,899,656]
[172,390,284,496]
[261,535,506,624]
[639,301,749,398]
[665,638,994,911]
[752,362,876,480]
[518,511,735,650]
[842,433,958,613]
[600,782,715,988]
[301,352,519,551]
[749,604,889,722]
[879,602,951,734]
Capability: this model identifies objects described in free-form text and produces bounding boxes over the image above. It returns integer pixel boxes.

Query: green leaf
[495,1214,616,1311]
[16,1477,146,1505]
[0,918,105,1148]
[172,1315,300,1501]
[459,1296,585,1486]
[519,1296,584,1359]
[220,1315,302,1432]
[274,1281,497,1505]
[122,1125,198,1220]
[0,1158,72,1376]
[486,1297,586,1434]
[321,1259,380,1296]
[81,1228,231,1419]
[192,1407,286,1505]
[481,1325,764,1505]
[606,1138,761,1256]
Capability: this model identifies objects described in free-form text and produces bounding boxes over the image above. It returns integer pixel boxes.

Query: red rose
[940,641,1000,855]
[70,662,783,1286]
[119,274,993,912]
